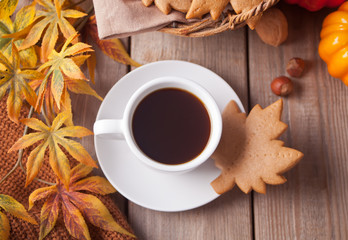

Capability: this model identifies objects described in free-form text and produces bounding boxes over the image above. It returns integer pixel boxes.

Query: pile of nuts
[271,58,305,96]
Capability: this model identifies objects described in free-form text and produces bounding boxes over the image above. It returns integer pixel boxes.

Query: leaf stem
[0,106,34,185]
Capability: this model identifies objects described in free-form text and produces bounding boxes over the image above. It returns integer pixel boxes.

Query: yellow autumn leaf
[0,43,42,123]
[9,111,98,188]
[0,3,38,68]
[36,34,97,111]
[19,0,87,61]
[0,0,18,19]
[29,185,57,210]
[0,194,37,225]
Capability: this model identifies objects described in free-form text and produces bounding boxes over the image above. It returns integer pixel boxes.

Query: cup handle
[93,119,124,139]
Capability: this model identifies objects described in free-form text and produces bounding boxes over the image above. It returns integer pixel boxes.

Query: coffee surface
[132,88,211,165]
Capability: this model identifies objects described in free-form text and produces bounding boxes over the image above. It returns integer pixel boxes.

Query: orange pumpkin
[319,1,348,86]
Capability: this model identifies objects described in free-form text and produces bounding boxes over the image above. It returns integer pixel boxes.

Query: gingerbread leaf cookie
[186,0,230,20]
[211,99,303,194]
[142,0,192,14]
[230,0,263,29]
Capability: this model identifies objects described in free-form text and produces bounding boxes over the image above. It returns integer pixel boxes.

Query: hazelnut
[271,76,293,96]
[286,58,305,77]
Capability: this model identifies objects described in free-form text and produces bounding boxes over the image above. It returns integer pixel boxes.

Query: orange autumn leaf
[0,2,38,68]
[0,211,10,240]
[19,0,87,60]
[29,164,136,240]
[86,51,96,84]
[0,194,37,240]
[36,34,99,111]
[9,111,98,188]
[211,99,304,194]
[86,15,141,67]
[0,43,42,123]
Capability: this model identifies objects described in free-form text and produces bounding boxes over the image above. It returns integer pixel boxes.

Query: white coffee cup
[93,76,222,173]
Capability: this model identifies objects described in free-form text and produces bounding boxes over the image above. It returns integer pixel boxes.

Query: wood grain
[248,5,348,239]
[128,30,252,240]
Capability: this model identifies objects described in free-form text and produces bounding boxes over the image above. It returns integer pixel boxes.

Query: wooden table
[72,3,348,239]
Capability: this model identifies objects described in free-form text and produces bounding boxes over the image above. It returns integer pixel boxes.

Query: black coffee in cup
[132,88,211,165]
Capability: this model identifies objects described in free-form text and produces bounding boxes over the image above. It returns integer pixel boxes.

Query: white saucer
[94,60,245,212]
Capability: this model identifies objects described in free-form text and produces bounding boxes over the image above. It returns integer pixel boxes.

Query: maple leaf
[211,99,303,194]
[9,111,98,188]
[28,163,136,240]
[19,0,87,61]
[0,194,37,240]
[0,2,38,68]
[186,0,230,20]
[85,15,141,68]
[35,33,100,112]
[0,43,42,123]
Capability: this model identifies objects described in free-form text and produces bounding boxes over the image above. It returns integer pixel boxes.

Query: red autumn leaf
[29,163,136,240]
[39,194,59,240]
[85,15,141,67]
[61,193,90,240]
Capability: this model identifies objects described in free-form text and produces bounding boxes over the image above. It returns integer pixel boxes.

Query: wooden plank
[249,5,348,239]
[128,30,252,240]
[71,38,130,214]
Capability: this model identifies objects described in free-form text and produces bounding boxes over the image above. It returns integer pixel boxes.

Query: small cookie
[211,99,303,194]
[142,0,153,7]
[142,0,192,14]
[230,0,262,29]
[186,0,229,20]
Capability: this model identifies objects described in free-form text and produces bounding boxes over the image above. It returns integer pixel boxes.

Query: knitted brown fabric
[0,98,135,240]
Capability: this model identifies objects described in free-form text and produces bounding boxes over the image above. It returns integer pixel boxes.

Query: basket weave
[160,0,279,37]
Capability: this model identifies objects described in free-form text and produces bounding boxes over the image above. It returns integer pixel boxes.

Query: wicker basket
[159,0,279,37]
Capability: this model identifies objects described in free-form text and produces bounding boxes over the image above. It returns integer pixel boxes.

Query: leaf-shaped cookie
[230,0,262,29]
[146,0,192,14]
[211,99,303,194]
[186,0,229,20]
